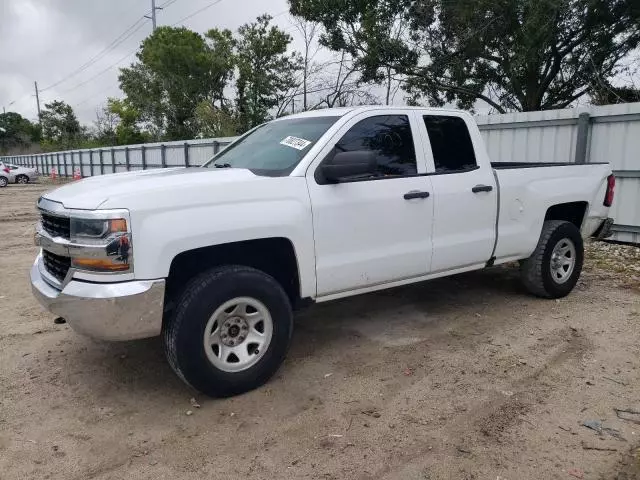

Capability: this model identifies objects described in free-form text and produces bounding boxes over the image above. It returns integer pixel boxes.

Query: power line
[41,16,149,92]
[171,0,227,27]
[158,0,180,8]
[60,48,138,94]
[39,0,180,93]
[43,0,181,99]
[74,83,121,108]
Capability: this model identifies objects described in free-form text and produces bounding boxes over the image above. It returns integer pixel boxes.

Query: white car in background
[0,162,10,187]
[1,163,39,185]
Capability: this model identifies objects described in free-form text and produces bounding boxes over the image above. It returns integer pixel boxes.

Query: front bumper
[30,255,165,341]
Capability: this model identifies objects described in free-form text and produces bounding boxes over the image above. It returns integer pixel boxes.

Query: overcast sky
[0,0,300,124]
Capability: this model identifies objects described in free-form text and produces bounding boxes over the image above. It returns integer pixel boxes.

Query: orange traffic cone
[51,167,57,180]
[73,167,82,180]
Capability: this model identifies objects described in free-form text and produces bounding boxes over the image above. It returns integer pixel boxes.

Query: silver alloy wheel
[0,177,7,187]
[203,296,273,373]
[17,175,28,184]
[550,238,576,284]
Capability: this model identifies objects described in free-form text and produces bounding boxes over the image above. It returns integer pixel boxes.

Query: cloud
[1,0,291,124]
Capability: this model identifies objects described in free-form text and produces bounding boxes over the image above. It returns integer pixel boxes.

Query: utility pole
[34,81,42,125]
[151,0,157,30]
[145,0,162,31]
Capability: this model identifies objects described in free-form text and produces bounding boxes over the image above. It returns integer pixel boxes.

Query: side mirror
[320,151,377,183]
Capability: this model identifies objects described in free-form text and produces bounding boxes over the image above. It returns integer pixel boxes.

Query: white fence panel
[477,108,581,163]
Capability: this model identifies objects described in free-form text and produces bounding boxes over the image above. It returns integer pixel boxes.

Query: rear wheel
[163,265,293,397]
[520,220,584,298]
[15,175,28,184]
[0,176,7,188]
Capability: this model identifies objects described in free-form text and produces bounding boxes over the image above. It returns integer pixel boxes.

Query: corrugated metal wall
[4,104,640,243]
[476,103,640,244]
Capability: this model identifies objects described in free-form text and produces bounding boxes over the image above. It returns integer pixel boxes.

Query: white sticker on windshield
[280,136,312,150]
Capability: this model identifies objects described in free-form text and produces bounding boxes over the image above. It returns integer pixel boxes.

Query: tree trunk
[385,66,393,105]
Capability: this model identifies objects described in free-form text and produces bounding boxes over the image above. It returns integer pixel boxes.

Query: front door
[307,112,434,296]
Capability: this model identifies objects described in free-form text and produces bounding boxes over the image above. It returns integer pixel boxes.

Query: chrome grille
[42,250,71,283]
[41,212,70,239]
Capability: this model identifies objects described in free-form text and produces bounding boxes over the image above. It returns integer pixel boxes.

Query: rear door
[307,111,434,296]
[417,114,497,272]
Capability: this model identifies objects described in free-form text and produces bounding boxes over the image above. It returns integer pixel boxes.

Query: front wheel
[163,265,293,397]
[520,220,584,298]
[15,175,29,184]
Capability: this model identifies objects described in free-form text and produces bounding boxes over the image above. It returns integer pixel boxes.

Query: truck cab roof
[278,105,468,121]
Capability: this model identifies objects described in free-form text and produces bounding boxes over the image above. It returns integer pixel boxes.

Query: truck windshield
[203,116,339,176]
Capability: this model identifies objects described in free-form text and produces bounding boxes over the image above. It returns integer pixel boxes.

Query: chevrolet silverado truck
[30,106,615,397]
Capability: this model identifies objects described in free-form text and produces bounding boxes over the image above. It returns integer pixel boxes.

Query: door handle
[404,190,430,200]
[472,184,493,193]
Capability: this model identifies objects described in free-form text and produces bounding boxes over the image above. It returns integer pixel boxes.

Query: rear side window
[423,116,477,173]
[332,115,417,177]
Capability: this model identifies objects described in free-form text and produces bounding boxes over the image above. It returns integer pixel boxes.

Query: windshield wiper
[213,163,232,168]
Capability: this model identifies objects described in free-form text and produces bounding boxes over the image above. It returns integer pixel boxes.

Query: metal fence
[0,136,236,178]
[3,103,640,243]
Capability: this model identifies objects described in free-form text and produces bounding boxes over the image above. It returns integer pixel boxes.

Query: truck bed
[491,161,612,262]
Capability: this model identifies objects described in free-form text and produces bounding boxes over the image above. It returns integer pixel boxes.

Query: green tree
[235,15,302,131]
[107,98,149,145]
[290,0,640,112]
[0,112,39,154]
[119,26,233,140]
[40,100,82,149]
[118,63,164,139]
[204,28,237,110]
[193,100,238,138]
[93,105,118,145]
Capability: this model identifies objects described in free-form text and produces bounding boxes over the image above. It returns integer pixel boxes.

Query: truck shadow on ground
[290,264,528,356]
[61,264,532,399]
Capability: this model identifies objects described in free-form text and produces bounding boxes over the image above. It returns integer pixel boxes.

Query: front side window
[327,115,417,178]
[204,116,339,176]
[423,115,477,173]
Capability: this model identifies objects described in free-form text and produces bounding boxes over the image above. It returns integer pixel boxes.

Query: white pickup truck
[30,106,615,397]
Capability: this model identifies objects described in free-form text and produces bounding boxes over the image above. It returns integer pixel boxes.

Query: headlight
[69,216,132,273]
[70,218,127,241]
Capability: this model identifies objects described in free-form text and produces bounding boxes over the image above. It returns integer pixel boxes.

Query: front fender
[112,177,316,299]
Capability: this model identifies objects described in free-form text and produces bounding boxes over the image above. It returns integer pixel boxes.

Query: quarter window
[330,115,417,178]
[423,116,477,173]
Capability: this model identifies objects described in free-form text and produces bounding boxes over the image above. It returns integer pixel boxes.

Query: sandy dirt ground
[1,181,639,480]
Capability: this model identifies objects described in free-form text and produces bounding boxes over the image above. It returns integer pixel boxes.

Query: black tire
[0,176,7,188]
[15,175,29,184]
[163,265,293,397]
[520,220,584,299]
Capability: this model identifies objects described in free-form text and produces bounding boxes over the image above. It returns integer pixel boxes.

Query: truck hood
[42,167,262,210]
